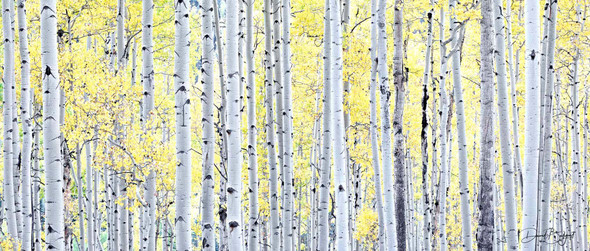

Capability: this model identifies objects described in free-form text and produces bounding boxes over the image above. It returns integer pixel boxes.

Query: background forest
[0,0,589,250]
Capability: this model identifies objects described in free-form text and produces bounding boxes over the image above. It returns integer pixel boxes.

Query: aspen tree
[246,0,259,249]
[200,0,216,249]
[3,0,19,245]
[329,0,350,249]
[477,0,495,249]
[282,0,295,247]
[521,0,542,246]
[370,0,386,248]
[226,0,244,249]
[41,0,65,249]
[377,0,397,248]
[538,1,557,250]
[173,0,192,249]
[493,0,518,248]
[421,3,434,251]
[392,0,407,249]
[16,0,32,249]
[318,0,332,249]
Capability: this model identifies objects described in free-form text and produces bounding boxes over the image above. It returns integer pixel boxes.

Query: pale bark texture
[200,0,216,249]
[226,0,244,249]
[17,0,32,249]
[3,0,19,245]
[174,0,192,249]
[282,0,295,248]
[263,0,280,249]
[41,0,65,249]
[318,1,332,249]
[521,0,542,247]
[377,0,397,248]
[477,0,495,249]
[329,0,350,249]
[493,0,518,248]
[392,0,406,249]
[370,0,386,248]
[246,0,259,249]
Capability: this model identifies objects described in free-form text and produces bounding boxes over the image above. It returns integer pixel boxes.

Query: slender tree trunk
[77,144,85,251]
[245,0,259,249]
[200,0,216,249]
[477,0,495,249]
[173,0,192,249]
[41,0,65,249]
[392,0,406,249]
[226,0,244,248]
[493,0,519,248]
[86,141,94,251]
[538,1,557,250]
[2,0,19,245]
[262,0,280,249]
[32,120,42,251]
[16,0,32,249]
[318,1,332,249]
[117,0,126,69]
[282,0,295,248]
[328,0,350,249]
[377,0,397,248]
[521,0,542,247]
[506,0,523,199]
[370,0,386,248]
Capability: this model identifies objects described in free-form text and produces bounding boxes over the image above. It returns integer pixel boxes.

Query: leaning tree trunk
[538,1,557,250]
[377,0,397,248]
[41,0,65,249]
[226,0,244,249]
[492,0,519,248]
[2,0,19,245]
[370,0,386,248]
[448,0,474,249]
[477,0,496,249]
[246,0,259,249]
[17,0,33,249]
[174,0,192,249]
[318,0,332,249]
[521,0,542,248]
[329,0,350,249]
[392,0,406,249]
[200,0,216,249]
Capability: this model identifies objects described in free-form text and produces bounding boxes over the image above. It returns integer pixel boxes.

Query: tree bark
[174,0,192,249]
[476,0,496,250]
[41,0,65,249]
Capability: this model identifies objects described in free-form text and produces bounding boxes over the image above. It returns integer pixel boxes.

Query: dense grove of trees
[1,0,590,250]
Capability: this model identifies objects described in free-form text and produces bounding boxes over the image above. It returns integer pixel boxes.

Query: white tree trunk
[477,1,495,249]
[521,0,542,247]
[226,0,244,249]
[201,0,216,249]
[86,142,94,251]
[77,144,85,251]
[246,0,259,249]
[41,0,65,249]
[538,1,557,250]
[2,0,19,245]
[282,0,295,248]
[329,0,350,249]
[32,122,42,251]
[263,1,280,249]
[16,0,32,248]
[174,0,192,249]
[437,8,450,250]
[492,0,518,249]
[318,1,332,249]
[370,0,385,249]
[117,0,126,69]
